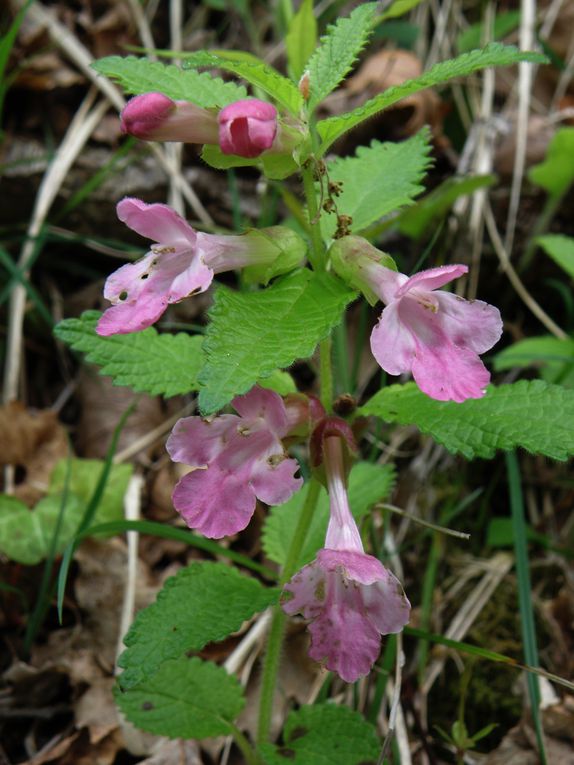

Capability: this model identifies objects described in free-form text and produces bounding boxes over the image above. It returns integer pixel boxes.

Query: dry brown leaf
[74,678,118,744]
[21,733,80,765]
[137,739,204,765]
[494,114,555,178]
[0,402,68,505]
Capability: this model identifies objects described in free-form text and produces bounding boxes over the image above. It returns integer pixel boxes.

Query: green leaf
[183,50,303,114]
[115,656,243,739]
[306,3,377,110]
[537,234,574,279]
[396,174,496,239]
[494,335,574,386]
[360,380,574,461]
[378,0,424,22]
[262,463,395,567]
[49,459,132,524]
[457,10,521,53]
[118,561,278,689]
[286,0,317,81]
[92,55,246,106]
[260,703,380,765]
[321,129,432,239]
[201,143,299,180]
[0,494,82,565]
[486,517,549,549]
[198,270,355,414]
[528,127,574,198]
[258,369,298,396]
[55,311,204,398]
[317,44,547,153]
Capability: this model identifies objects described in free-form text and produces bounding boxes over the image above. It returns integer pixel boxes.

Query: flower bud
[218,99,278,158]
[120,93,219,144]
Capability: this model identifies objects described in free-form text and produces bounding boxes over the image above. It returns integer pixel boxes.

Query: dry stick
[504,0,537,257]
[112,402,195,464]
[167,0,184,215]
[19,0,213,226]
[2,92,109,408]
[484,202,568,339]
[378,504,471,540]
[551,33,574,109]
[378,633,408,765]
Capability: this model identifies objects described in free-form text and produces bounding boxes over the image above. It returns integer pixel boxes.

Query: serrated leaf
[183,50,303,114]
[55,311,204,398]
[260,703,380,765]
[0,494,83,565]
[321,129,432,239]
[115,656,243,739]
[494,335,574,387]
[119,562,278,689]
[198,270,355,414]
[49,459,133,524]
[537,234,574,279]
[317,44,547,153]
[360,381,574,461]
[397,174,496,240]
[92,56,246,106]
[262,463,395,568]
[306,3,377,110]
[201,143,299,180]
[528,128,574,198]
[286,0,317,80]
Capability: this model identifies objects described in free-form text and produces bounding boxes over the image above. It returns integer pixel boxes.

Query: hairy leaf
[317,44,546,153]
[55,311,204,398]
[262,463,395,567]
[92,56,246,106]
[119,561,278,689]
[115,657,243,739]
[198,270,355,414]
[183,50,303,113]
[306,2,377,110]
[260,703,380,764]
[360,381,574,460]
[321,129,432,239]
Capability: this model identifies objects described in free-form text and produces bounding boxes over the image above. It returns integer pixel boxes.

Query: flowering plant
[52,4,560,762]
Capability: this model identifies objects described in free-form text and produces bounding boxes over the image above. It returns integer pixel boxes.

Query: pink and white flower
[166,386,303,538]
[331,237,503,402]
[282,435,410,683]
[218,99,278,158]
[120,93,219,144]
[97,198,304,336]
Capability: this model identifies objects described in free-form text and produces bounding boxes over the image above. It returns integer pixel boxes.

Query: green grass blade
[83,520,276,580]
[506,452,547,763]
[0,244,53,326]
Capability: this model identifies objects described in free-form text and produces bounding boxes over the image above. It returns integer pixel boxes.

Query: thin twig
[378,504,471,540]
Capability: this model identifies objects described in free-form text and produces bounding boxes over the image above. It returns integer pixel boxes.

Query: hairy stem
[301,160,326,271]
[256,478,322,744]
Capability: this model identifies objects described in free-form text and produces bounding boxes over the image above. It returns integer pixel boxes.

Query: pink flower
[282,436,410,683]
[97,198,305,336]
[218,99,278,158]
[166,386,303,538]
[331,237,503,402]
[120,93,219,144]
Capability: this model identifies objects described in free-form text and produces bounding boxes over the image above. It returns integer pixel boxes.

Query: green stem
[319,336,333,412]
[230,723,261,765]
[256,479,322,745]
[301,161,326,271]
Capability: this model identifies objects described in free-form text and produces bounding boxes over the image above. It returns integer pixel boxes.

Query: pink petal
[370,301,417,376]
[117,198,197,248]
[318,549,386,586]
[172,463,256,538]
[433,292,503,354]
[120,93,176,139]
[307,596,382,683]
[218,99,277,158]
[411,340,491,402]
[166,414,239,466]
[219,99,278,122]
[102,252,157,303]
[361,573,411,634]
[249,453,302,506]
[397,264,468,299]
[167,250,214,302]
[232,386,289,436]
[368,265,408,305]
[282,560,325,619]
[96,295,166,335]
